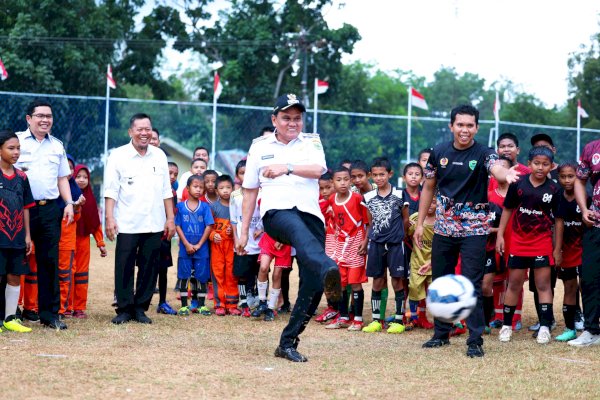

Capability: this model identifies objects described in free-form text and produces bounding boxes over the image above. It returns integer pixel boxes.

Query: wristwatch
[66,200,76,206]
[286,163,294,175]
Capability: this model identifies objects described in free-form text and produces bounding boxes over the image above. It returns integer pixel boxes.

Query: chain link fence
[2,91,599,178]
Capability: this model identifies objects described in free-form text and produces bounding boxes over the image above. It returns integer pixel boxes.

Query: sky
[323,0,600,107]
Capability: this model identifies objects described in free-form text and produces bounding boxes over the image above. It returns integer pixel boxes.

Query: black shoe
[422,336,450,348]
[15,307,22,320]
[112,312,133,325]
[264,308,275,321]
[532,330,539,339]
[41,319,68,330]
[22,309,40,322]
[134,312,152,324]
[251,301,268,318]
[274,346,308,362]
[277,303,292,313]
[323,267,342,302]
[466,343,484,358]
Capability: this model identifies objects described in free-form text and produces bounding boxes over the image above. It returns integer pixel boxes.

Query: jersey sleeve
[22,175,35,209]
[577,143,593,180]
[174,203,183,227]
[483,147,499,173]
[504,181,520,209]
[305,134,327,172]
[424,148,437,179]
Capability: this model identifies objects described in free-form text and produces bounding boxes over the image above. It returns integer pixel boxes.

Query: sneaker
[416,315,434,330]
[251,301,268,318]
[264,308,276,321]
[489,319,503,329]
[450,321,467,337]
[528,322,540,331]
[387,322,406,334]
[3,319,32,333]
[177,306,190,316]
[215,307,226,316]
[512,320,522,331]
[63,310,73,318]
[247,294,259,309]
[241,307,251,318]
[484,326,492,335]
[537,326,551,344]
[199,306,211,316]
[422,336,450,348]
[228,308,242,316]
[274,346,308,362]
[499,325,513,342]
[190,300,200,313]
[575,315,585,331]
[315,306,339,323]
[134,312,152,324]
[404,320,415,331]
[555,328,578,342]
[347,320,364,331]
[22,309,40,323]
[325,316,350,329]
[277,302,292,313]
[157,302,177,315]
[466,343,485,358]
[362,320,383,333]
[72,310,88,319]
[568,330,600,347]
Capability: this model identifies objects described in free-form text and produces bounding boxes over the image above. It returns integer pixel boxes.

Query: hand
[213,233,222,243]
[418,263,431,275]
[184,242,195,255]
[63,203,74,225]
[261,164,288,179]
[553,249,562,268]
[236,233,249,255]
[99,246,107,257]
[25,235,32,256]
[357,239,368,255]
[226,224,232,236]
[582,209,596,227]
[105,217,118,241]
[274,241,283,250]
[164,219,175,241]
[76,194,86,206]
[413,225,424,249]
[496,236,505,256]
[506,165,521,184]
[253,229,263,240]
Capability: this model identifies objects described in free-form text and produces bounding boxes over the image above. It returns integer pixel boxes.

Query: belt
[35,199,56,206]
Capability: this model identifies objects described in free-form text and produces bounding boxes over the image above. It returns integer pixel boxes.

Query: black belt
[35,199,57,206]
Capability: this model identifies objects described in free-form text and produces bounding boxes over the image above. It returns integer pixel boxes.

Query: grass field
[2,240,599,399]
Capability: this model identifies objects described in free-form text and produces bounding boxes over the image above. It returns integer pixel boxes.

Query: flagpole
[494,91,500,144]
[211,71,217,170]
[101,70,110,236]
[407,86,412,163]
[577,103,581,161]
[313,78,318,133]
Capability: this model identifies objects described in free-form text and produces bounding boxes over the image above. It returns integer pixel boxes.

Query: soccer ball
[426,274,477,323]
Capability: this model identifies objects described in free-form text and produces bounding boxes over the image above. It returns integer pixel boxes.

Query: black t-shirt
[402,188,420,216]
[555,192,585,267]
[0,168,35,249]
[424,140,498,237]
[364,187,407,244]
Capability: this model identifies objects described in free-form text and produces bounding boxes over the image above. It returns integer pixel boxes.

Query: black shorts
[484,251,506,275]
[366,242,406,278]
[557,266,580,281]
[159,239,173,270]
[233,253,260,278]
[0,248,29,276]
[508,255,552,270]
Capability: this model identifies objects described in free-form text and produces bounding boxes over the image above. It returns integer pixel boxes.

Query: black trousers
[114,232,162,315]
[582,227,600,334]
[431,234,486,346]
[29,202,62,322]
[263,208,337,349]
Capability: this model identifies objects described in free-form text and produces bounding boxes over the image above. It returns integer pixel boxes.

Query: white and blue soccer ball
[426,274,477,323]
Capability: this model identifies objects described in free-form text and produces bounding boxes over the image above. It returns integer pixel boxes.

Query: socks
[394,290,405,323]
[540,303,554,328]
[268,288,281,310]
[5,284,20,321]
[257,280,268,301]
[339,288,349,319]
[238,279,247,308]
[371,290,382,321]
[198,283,207,307]
[503,305,516,326]
[179,279,188,307]
[352,290,364,321]
[563,304,576,330]
[409,300,419,321]
[483,295,494,326]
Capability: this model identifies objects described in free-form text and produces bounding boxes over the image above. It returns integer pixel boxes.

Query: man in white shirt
[16,100,75,330]
[237,94,341,362]
[104,113,175,324]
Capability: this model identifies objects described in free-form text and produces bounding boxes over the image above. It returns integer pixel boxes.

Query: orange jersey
[209,201,233,242]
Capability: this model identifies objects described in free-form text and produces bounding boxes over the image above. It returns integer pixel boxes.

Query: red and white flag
[214,72,223,100]
[578,99,589,118]
[0,58,8,81]
[106,64,116,89]
[410,87,428,110]
[494,92,501,120]
[316,80,329,95]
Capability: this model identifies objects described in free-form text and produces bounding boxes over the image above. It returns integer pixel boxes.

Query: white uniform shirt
[15,129,71,201]
[230,188,262,254]
[243,132,327,222]
[104,142,172,234]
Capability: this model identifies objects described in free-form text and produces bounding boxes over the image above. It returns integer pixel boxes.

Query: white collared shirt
[15,129,71,200]
[104,142,172,234]
[243,132,327,221]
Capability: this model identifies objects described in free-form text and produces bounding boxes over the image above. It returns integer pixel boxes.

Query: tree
[569,33,600,128]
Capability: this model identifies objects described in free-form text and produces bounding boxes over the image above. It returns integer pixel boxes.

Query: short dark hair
[260,126,274,135]
[371,157,392,173]
[528,145,554,162]
[235,159,246,176]
[203,169,218,179]
[332,165,350,177]
[558,161,578,174]
[497,132,519,148]
[26,100,52,116]
[350,160,369,174]
[403,162,423,176]
[194,146,209,157]
[320,171,333,181]
[129,113,152,128]
[168,161,178,169]
[340,159,352,166]
[152,128,160,137]
[497,155,514,167]
[418,148,432,160]
[216,174,234,187]
[0,129,17,147]
[191,158,208,167]
[450,104,479,125]
[187,174,204,187]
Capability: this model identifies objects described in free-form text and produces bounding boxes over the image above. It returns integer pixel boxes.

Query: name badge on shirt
[261,154,274,160]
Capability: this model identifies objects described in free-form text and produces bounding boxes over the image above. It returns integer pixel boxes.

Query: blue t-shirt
[175,200,214,259]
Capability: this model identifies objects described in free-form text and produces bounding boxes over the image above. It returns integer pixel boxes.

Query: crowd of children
[1,123,592,350]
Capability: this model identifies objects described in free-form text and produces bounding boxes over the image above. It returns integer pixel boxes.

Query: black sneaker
[22,309,40,322]
[111,312,133,325]
[274,346,308,362]
[41,319,68,330]
[466,343,484,358]
[323,267,342,302]
[277,303,292,313]
[422,336,450,348]
[264,308,275,321]
[134,312,152,324]
[251,301,268,317]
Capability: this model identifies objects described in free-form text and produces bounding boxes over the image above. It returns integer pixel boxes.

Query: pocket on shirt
[48,154,61,165]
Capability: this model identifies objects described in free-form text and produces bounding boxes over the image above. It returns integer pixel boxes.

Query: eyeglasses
[31,114,53,120]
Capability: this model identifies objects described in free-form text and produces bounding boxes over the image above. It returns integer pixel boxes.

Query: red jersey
[489,163,530,192]
[319,195,334,232]
[556,193,584,268]
[328,192,369,240]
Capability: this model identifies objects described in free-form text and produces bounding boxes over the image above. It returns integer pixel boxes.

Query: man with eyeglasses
[15,100,75,330]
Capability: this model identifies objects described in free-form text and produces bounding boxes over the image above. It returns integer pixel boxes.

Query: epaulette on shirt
[252,135,271,144]
[302,133,321,139]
